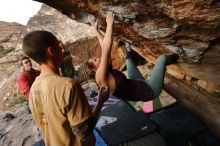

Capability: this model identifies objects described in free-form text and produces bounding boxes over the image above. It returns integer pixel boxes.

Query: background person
[17,56,40,101]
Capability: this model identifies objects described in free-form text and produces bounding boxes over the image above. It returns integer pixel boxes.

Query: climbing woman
[87,11,179,102]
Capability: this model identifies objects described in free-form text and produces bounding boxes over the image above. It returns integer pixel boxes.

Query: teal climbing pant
[126,54,169,99]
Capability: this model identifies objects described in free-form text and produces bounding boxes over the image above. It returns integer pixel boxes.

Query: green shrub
[211,91,220,98]
[8,96,26,108]
[0,48,14,58]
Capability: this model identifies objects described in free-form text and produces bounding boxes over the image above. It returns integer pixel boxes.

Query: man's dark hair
[21,56,30,62]
[22,30,57,64]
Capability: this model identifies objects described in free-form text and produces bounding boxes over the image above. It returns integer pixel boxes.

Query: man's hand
[106,11,115,26]
[97,86,110,104]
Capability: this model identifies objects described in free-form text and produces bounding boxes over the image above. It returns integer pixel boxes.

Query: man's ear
[92,67,97,72]
[47,47,55,56]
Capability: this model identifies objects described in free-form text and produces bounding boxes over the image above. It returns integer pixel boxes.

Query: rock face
[0,82,100,146]
[22,5,95,45]
[0,21,24,49]
[23,4,127,69]
[35,0,220,62]
[67,38,126,69]
[0,4,127,112]
[35,0,220,89]
[0,22,25,113]
[0,103,41,146]
[0,69,21,113]
[23,4,127,80]
[0,0,219,142]
[0,21,24,95]
[31,0,220,139]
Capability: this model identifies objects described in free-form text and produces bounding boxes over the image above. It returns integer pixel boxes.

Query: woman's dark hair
[74,61,96,83]
[84,60,96,78]
[22,30,57,64]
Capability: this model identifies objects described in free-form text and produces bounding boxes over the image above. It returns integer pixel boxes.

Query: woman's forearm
[102,24,113,52]
[95,29,104,49]
[96,12,114,83]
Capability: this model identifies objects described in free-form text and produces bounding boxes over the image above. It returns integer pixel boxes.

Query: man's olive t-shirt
[29,74,95,146]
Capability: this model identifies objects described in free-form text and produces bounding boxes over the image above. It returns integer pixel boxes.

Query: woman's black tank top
[109,68,153,102]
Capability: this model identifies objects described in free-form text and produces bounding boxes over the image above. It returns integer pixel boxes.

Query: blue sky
[0,0,42,25]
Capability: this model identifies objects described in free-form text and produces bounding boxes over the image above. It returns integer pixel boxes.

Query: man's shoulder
[48,76,81,97]
[33,69,40,72]
[52,76,78,87]
[32,69,40,74]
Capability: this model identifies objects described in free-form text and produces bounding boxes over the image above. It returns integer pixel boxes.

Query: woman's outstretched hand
[106,11,115,26]
[92,20,99,30]
[88,15,99,31]
[97,86,110,104]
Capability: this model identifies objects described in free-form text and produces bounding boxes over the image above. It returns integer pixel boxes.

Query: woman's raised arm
[94,11,114,87]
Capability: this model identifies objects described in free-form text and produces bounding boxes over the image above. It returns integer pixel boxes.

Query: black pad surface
[100,111,156,146]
